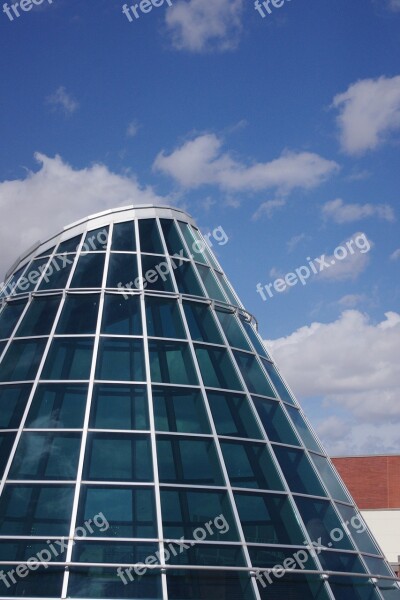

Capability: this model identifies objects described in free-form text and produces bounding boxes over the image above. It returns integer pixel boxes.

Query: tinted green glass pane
[160,489,238,541]
[294,497,354,550]
[57,234,82,254]
[252,396,299,445]
[235,492,305,544]
[335,503,380,555]
[215,308,251,350]
[38,255,75,291]
[0,485,74,535]
[149,341,198,385]
[160,219,188,258]
[107,253,139,289]
[173,261,205,296]
[190,226,219,268]
[84,433,152,482]
[70,253,106,289]
[196,264,226,302]
[90,384,149,430]
[82,228,109,252]
[285,406,322,452]
[102,294,142,336]
[14,258,49,294]
[183,301,223,344]
[239,315,270,358]
[96,338,145,382]
[167,570,255,600]
[111,221,136,252]
[273,446,326,496]
[0,267,25,299]
[0,299,28,339]
[56,294,99,335]
[26,384,88,429]
[157,436,223,486]
[42,338,94,380]
[0,538,67,561]
[319,550,366,573]
[72,541,159,564]
[68,567,162,599]
[310,453,350,502]
[215,271,239,306]
[195,345,242,391]
[233,351,275,397]
[153,387,210,434]
[146,297,186,339]
[141,255,175,292]
[0,433,16,477]
[139,219,164,254]
[378,581,400,599]
[78,486,156,537]
[328,576,383,600]
[363,555,394,577]
[177,221,207,265]
[221,440,284,491]
[0,339,47,382]
[0,384,31,429]
[248,545,316,570]
[257,574,330,600]
[207,391,262,439]
[261,359,296,405]
[0,568,64,598]
[168,544,246,567]
[16,296,61,337]
[9,433,81,480]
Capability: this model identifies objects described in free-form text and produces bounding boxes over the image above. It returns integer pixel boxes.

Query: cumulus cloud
[0,153,167,279]
[332,75,400,155]
[126,120,140,138]
[154,133,339,194]
[46,86,79,115]
[165,0,244,52]
[322,198,395,223]
[337,294,365,308]
[266,311,400,454]
[251,199,286,220]
[287,233,307,253]
[390,248,400,261]
[317,232,372,282]
[387,0,400,11]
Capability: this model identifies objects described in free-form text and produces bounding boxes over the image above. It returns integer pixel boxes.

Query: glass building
[0,204,398,600]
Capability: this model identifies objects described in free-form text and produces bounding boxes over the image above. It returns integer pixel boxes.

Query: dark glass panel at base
[72,541,159,564]
[248,545,316,571]
[318,550,367,574]
[68,567,162,599]
[166,569,255,600]
[168,544,246,567]
[0,567,64,598]
[328,575,384,600]
[256,573,330,600]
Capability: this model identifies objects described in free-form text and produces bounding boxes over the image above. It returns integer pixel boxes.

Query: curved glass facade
[0,205,398,599]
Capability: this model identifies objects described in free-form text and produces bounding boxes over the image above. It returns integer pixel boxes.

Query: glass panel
[149,341,198,385]
[102,294,142,336]
[252,396,300,445]
[190,226,217,267]
[157,435,224,486]
[90,384,149,430]
[207,391,262,439]
[141,255,174,292]
[84,433,152,482]
[177,221,207,265]
[13,258,49,294]
[9,432,81,480]
[72,541,159,563]
[106,253,139,289]
[26,384,88,429]
[257,573,330,600]
[196,264,226,302]
[0,433,16,477]
[0,299,28,339]
[42,338,94,380]
[160,489,238,541]
[0,384,32,429]
[16,296,61,338]
[81,227,109,253]
[67,567,162,599]
[195,345,242,391]
[139,219,164,254]
[239,315,271,358]
[319,550,367,573]
[261,359,296,405]
[70,253,105,289]
[233,351,276,397]
[215,308,251,350]
[0,568,64,598]
[0,484,74,535]
[111,221,136,252]
[294,496,354,550]
[0,339,47,382]
[96,338,145,382]
[146,297,186,339]
[363,555,394,577]
[167,570,255,600]
[183,301,223,344]
[159,219,188,258]
[234,492,305,544]
[56,294,100,335]
[0,266,25,299]
[285,406,322,452]
[215,271,239,306]
[0,538,67,561]
[38,254,75,291]
[335,503,380,555]
[328,575,383,600]
[248,545,316,570]
[310,453,350,502]
[56,234,82,254]
[153,386,210,434]
[78,486,156,537]
[221,440,284,491]
[173,261,205,297]
[168,544,246,567]
[378,581,400,599]
[273,446,326,496]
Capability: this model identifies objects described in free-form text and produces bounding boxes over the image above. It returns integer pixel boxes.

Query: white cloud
[322,198,395,223]
[266,310,400,454]
[287,233,307,253]
[251,199,286,220]
[165,0,244,52]
[337,294,365,308]
[154,133,339,194]
[390,248,400,261]
[387,0,400,11]
[46,86,79,115]
[332,75,400,155]
[126,120,140,138]
[317,232,372,282]
[0,153,167,280]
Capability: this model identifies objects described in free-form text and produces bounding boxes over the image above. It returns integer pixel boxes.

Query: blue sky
[0,0,399,455]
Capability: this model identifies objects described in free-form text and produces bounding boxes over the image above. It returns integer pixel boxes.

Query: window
[173,261,205,297]
[294,497,354,551]
[328,576,383,600]
[310,453,350,503]
[233,351,275,397]
[70,253,105,289]
[248,545,316,570]
[56,234,82,254]
[106,254,139,289]
[215,308,251,351]
[111,221,136,252]
[285,406,321,452]
[153,387,210,434]
[56,294,100,335]
[207,391,262,439]
[96,339,145,382]
[272,446,326,497]
[167,570,255,600]
[0,339,47,382]
[26,384,88,429]
[257,574,330,600]
[0,567,64,598]
[168,544,246,567]
[38,255,75,291]
[183,301,223,344]
[195,346,242,391]
[215,271,239,306]
[220,440,284,491]
[335,503,380,555]
[13,258,49,294]
[261,359,296,405]
[139,219,164,254]
[177,222,207,264]
[157,436,223,486]
[196,264,226,303]
[318,550,366,573]
[159,219,188,258]
[251,396,299,446]
[42,338,94,380]
[146,297,186,339]
[239,315,270,358]
[67,567,161,599]
[0,433,16,477]
[102,294,142,336]
[149,341,198,385]
[17,296,61,337]
[0,299,28,339]
[81,227,109,252]
[0,384,32,429]
[90,384,149,430]
[141,255,174,292]
[72,541,159,564]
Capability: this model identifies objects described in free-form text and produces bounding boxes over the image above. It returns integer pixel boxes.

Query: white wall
[361,509,400,565]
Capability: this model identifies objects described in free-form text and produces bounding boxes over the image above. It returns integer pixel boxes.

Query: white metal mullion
[137,217,168,600]
[61,225,112,598]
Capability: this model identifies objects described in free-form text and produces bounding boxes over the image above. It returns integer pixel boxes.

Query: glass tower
[0,205,398,600]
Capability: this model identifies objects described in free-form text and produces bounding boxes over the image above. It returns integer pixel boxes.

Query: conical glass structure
[0,204,398,600]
